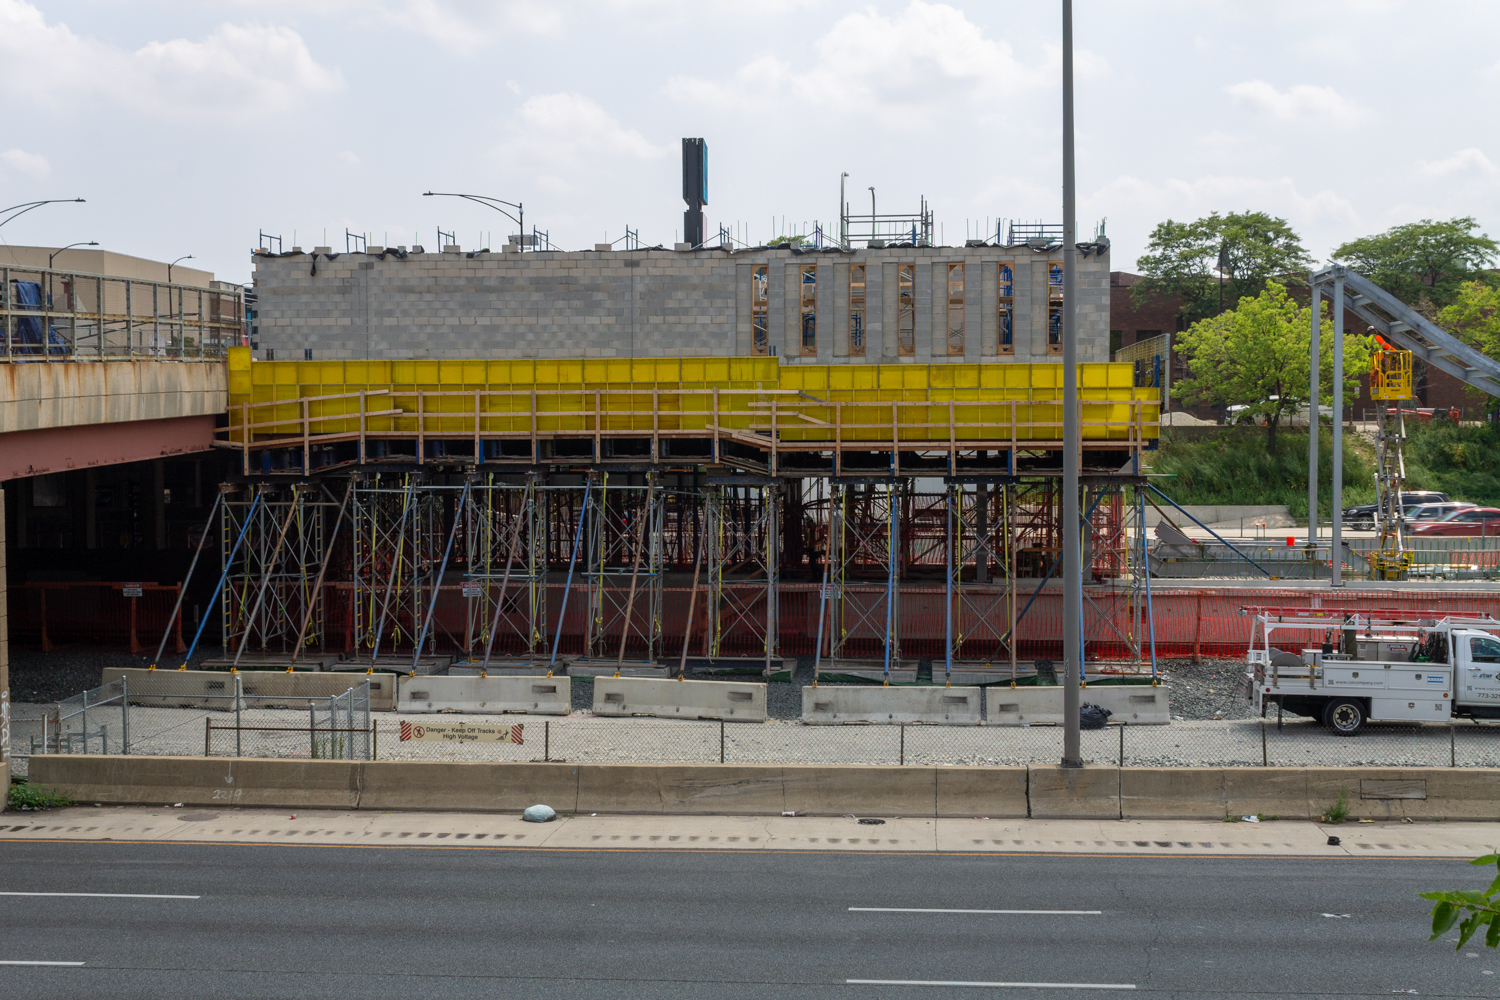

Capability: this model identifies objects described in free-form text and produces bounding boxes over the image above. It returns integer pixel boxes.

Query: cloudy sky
[2,0,1497,285]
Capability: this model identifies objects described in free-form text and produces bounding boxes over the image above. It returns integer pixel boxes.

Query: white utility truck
[1244,606,1500,735]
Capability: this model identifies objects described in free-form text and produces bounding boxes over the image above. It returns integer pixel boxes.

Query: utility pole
[1308,275,1320,545]
[1332,273,1345,587]
[1061,0,1083,768]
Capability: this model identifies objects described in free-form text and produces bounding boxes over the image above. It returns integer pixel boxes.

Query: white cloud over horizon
[0,0,1496,282]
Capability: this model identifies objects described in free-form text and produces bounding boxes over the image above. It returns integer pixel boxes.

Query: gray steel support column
[1331,275,1344,588]
[1060,0,1082,767]
[1308,276,1320,544]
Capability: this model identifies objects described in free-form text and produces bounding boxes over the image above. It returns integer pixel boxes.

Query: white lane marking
[0,892,199,899]
[0,961,86,967]
[848,980,1134,990]
[849,908,1101,915]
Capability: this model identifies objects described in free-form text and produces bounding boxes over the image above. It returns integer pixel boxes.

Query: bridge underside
[0,414,216,480]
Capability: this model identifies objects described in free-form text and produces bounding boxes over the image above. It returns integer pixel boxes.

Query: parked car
[1343,491,1450,528]
[1409,507,1500,537]
[1404,501,1478,522]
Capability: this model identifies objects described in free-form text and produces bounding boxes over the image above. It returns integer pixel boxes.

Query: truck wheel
[1323,699,1365,736]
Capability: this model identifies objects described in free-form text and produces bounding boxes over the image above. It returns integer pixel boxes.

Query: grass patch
[1147,420,1500,516]
[1321,789,1351,824]
[7,780,73,811]
[1146,426,1374,519]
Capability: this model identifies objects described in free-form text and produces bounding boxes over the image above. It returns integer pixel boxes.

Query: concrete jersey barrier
[28,755,1500,821]
[397,675,570,716]
[802,685,982,725]
[100,667,397,712]
[591,677,767,722]
[986,685,1169,725]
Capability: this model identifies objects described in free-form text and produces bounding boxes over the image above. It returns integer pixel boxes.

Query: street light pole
[424,192,524,251]
[839,172,848,248]
[167,255,194,284]
[1,198,86,230]
[48,241,98,268]
[1061,0,1083,768]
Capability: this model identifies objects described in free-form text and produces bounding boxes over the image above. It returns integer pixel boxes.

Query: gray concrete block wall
[252,246,1111,365]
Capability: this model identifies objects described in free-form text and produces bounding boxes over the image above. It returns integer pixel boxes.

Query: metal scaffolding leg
[585,474,664,663]
[941,483,1016,684]
[705,482,781,676]
[220,484,327,660]
[823,480,909,682]
[465,477,547,665]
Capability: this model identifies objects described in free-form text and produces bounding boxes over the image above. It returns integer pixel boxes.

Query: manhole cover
[177,812,219,822]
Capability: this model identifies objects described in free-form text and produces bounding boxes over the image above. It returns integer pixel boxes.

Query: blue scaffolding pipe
[1139,488,1158,679]
[883,485,897,681]
[943,489,954,683]
[368,483,417,664]
[411,482,470,671]
[549,480,593,671]
[182,492,263,666]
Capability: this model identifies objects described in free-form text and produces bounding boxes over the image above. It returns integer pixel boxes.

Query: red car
[1409,507,1500,537]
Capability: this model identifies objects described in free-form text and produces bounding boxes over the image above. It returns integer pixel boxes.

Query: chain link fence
[11,688,1500,776]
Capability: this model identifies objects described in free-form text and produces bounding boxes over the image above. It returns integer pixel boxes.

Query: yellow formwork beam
[226,347,1158,445]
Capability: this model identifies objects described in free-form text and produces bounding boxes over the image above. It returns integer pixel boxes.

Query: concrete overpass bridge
[0,257,240,787]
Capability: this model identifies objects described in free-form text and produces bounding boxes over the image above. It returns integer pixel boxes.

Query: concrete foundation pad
[814,660,919,684]
[592,676,767,722]
[932,661,1038,685]
[568,660,670,679]
[801,684,983,725]
[397,675,570,715]
[1028,765,1121,819]
[683,655,792,677]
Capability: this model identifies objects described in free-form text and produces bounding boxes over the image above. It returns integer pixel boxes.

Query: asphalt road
[0,841,1488,998]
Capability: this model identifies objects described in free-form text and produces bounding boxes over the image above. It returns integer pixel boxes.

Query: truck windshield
[1472,637,1500,663]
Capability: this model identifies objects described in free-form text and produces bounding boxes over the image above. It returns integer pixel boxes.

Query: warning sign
[461,582,483,599]
[398,721,523,744]
[122,583,144,598]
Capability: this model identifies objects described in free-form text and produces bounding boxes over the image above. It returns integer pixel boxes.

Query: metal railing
[1,263,242,361]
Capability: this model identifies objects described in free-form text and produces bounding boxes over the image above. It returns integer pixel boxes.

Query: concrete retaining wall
[100,667,397,712]
[986,685,1170,726]
[592,677,766,722]
[802,685,982,724]
[26,756,1500,820]
[397,675,570,716]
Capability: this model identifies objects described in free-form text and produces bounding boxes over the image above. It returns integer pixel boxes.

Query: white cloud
[1225,79,1369,125]
[0,0,341,119]
[1084,172,1361,267]
[497,93,671,183]
[0,148,50,179]
[669,1,1048,117]
[338,150,364,168]
[1418,148,1499,178]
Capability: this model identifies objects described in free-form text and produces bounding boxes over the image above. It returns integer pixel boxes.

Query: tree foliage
[1438,279,1500,358]
[1332,217,1498,311]
[1422,854,1500,951]
[1133,211,1313,325]
[1173,281,1370,456]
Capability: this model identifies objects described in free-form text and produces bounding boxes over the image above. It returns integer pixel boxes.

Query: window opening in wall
[801,265,817,356]
[1047,261,1063,356]
[849,264,866,356]
[751,265,769,356]
[997,263,1014,355]
[897,263,915,356]
[946,262,965,356]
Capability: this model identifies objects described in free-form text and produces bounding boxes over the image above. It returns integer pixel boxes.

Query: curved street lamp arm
[422,191,524,243]
[0,198,85,230]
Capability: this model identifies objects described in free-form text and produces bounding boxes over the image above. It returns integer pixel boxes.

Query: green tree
[1133,211,1313,325]
[1174,281,1370,457]
[1331,217,1498,311]
[1437,279,1500,358]
[1422,854,1500,951]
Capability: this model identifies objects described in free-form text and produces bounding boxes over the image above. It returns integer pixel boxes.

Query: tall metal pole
[1331,274,1345,588]
[1061,0,1083,767]
[1308,275,1320,544]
